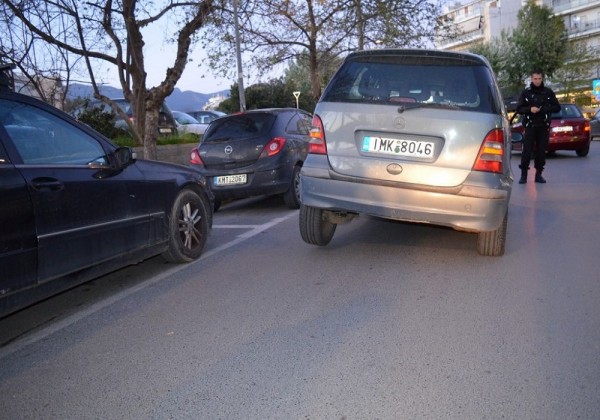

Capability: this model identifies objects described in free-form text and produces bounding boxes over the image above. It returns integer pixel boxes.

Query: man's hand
[531,106,541,113]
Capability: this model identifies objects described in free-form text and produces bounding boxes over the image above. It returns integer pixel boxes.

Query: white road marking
[0,212,297,359]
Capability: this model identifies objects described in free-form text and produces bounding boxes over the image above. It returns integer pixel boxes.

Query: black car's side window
[0,99,107,166]
[286,113,312,135]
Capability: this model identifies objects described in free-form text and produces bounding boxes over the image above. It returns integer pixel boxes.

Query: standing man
[516,68,560,184]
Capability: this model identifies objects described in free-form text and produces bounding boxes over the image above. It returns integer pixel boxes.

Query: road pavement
[1,143,599,419]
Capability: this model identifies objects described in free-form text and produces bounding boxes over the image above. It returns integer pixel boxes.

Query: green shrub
[77,105,123,139]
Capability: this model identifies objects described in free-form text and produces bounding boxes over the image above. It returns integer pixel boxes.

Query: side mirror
[113,146,134,168]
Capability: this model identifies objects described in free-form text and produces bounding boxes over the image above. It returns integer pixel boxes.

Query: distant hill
[67,83,229,112]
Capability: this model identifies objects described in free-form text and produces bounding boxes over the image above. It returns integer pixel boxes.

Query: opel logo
[224,145,233,155]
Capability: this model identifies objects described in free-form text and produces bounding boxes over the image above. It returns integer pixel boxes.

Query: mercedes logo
[224,145,233,155]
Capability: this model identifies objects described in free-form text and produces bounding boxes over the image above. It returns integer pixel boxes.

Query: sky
[141,27,233,94]
[93,24,235,95]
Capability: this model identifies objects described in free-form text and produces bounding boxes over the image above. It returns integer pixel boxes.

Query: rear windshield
[203,113,276,142]
[321,54,501,114]
[552,104,582,119]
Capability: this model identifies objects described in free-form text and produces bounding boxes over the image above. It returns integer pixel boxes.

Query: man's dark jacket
[516,82,560,128]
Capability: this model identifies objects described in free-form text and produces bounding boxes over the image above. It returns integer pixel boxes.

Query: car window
[175,112,200,124]
[0,99,108,165]
[286,112,312,135]
[321,55,498,113]
[203,113,276,142]
[552,105,582,119]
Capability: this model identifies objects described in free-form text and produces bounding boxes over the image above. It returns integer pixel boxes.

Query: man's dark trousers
[521,125,550,171]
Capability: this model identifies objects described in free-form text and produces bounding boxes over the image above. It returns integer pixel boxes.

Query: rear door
[318,54,505,187]
[199,112,277,169]
[550,104,588,143]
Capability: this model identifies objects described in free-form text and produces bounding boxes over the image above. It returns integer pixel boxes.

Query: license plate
[552,126,573,133]
[159,128,172,133]
[362,136,435,158]
[214,174,247,186]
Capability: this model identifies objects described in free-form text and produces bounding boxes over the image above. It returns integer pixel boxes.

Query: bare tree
[0,3,80,109]
[2,0,214,159]
[202,0,444,101]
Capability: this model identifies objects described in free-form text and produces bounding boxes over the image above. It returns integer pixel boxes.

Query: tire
[162,189,210,263]
[576,147,589,157]
[283,165,301,209]
[299,204,336,246]
[476,211,507,257]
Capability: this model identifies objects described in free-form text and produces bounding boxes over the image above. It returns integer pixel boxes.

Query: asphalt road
[1,143,599,419]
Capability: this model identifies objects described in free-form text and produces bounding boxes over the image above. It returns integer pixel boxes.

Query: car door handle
[30,177,64,191]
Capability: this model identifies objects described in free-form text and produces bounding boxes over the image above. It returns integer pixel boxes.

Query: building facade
[436,0,600,96]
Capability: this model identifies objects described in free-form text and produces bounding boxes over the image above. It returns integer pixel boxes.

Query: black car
[75,98,178,136]
[189,108,313,210]
[0,65,213,318]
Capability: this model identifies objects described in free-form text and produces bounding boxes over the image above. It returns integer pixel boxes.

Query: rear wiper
[397,102,461,112]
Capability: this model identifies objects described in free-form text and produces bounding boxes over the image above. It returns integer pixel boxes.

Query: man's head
[531,68,544,87]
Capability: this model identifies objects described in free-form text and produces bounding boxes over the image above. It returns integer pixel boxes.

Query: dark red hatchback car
[511,103,590,157]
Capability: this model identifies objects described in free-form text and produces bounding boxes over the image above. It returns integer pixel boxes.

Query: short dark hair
[531,68,544,77]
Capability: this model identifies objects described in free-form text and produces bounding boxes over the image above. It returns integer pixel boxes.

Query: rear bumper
[300,164,511,233]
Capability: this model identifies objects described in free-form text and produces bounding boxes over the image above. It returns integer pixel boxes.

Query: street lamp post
[233,0,246,112]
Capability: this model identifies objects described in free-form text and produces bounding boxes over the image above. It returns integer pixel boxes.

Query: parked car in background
[188,110,226,124]
[511,103,590,156]
[589,108,600,141]
[172,110,208,137]
[75,98,178,136]
[0,64,213,318]
[189,108,313,210]
[298,49,514,256]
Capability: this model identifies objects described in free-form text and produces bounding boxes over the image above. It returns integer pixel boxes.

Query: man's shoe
[535,173,546,183]
[518,165,528,184]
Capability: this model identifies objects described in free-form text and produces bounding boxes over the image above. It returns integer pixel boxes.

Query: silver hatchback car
[299,49,514,256]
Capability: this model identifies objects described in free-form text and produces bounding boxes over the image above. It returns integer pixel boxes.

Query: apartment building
[436,0,600,104]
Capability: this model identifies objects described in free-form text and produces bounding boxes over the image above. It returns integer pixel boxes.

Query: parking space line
[0,212,297,359]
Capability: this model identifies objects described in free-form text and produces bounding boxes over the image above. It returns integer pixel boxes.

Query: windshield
[203,113,276,142]
[321,55,500,114]
[552,104,583,119]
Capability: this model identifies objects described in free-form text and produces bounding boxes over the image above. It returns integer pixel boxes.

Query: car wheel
[162,189,210,263]
[576,147,589,157]
[299,204,336,246]
[283,165,301,209]
[476,211,507,257]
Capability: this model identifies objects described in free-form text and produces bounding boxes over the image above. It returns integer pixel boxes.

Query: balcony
[436,28,485,48]
[567,18,600,37]
[553,0,600,14]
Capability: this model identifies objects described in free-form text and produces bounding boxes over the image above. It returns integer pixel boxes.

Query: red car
[511,103,590,157]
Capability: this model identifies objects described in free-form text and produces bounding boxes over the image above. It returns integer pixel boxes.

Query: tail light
[190,147,203,165]
[473,128,504,173]
[584,120,590,133]
[259,137,286,158]
[308,115,327,154]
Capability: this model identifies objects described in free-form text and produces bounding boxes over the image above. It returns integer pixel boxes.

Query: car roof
[344,48,490,66]
[242,108,307,114]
